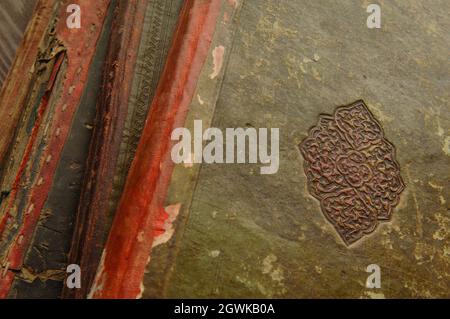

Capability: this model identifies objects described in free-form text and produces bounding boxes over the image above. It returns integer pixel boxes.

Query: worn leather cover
[0,0,449,299]
[136,0,449,298]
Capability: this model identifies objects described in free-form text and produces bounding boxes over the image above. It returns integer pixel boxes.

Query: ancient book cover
[90,0,449,299]
[0,0,448,301]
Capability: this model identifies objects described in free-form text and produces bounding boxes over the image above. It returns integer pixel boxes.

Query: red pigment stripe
[3,53,65,263]
[0,0,112,297]
[89,0,222,299]
[0,52,65,237]
[64,0,148,299]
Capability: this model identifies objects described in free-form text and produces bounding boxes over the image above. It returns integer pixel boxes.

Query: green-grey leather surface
[145,0,449,298]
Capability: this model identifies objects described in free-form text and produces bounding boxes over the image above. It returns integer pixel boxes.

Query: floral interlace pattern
[299,100,405,245]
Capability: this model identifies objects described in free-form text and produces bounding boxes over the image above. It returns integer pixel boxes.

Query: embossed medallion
[299,100,405,245]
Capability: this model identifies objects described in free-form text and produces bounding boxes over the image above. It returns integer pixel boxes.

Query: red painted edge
[0,52,65,237]
[64,0,148,299]
[90,0,222,299]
